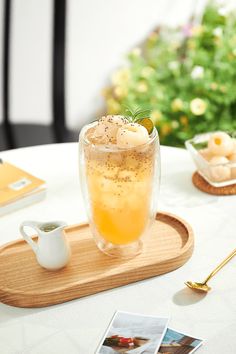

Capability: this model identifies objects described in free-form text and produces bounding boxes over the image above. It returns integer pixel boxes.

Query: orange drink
[79,116,160,257]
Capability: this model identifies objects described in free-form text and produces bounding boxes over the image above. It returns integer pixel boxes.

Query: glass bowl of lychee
[185,131,236,187]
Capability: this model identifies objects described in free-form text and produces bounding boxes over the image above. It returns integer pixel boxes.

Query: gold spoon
[185,248,236,292]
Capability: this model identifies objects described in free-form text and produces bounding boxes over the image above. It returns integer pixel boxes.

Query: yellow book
[0,160,46,215]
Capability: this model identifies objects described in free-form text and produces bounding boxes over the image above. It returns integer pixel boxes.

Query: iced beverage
[79,115,159,257]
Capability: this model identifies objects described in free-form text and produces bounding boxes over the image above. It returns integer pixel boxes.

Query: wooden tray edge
[0,212,194,308]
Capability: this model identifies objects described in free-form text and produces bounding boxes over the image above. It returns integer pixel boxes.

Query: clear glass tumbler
[79,123,160,258]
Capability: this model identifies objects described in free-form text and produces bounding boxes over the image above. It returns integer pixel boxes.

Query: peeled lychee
[116,123,149,148]
[208,132,234,157]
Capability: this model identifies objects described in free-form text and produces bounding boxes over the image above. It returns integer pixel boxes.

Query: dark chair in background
[0,0,78,151]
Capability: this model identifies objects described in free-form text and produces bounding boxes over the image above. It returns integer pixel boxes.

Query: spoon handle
[204,248,236,284]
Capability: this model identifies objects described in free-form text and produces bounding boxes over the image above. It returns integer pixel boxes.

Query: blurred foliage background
[102,2,236,146]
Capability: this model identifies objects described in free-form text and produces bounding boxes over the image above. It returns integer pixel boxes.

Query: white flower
[168,61,179,71]
[171,98,183,112]
[213,27,223,37]
[218,7,228,17]
[171,120,179,129]
[190,98,207,116]
[191,66,204,80]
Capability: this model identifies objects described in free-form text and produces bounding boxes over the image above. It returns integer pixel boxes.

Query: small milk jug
[20,220,71,270]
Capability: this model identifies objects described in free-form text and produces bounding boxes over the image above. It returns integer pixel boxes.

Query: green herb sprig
[123,106,151,122]
[123,106,154,134]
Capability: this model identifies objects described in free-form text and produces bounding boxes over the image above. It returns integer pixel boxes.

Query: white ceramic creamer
[20,220,71,270]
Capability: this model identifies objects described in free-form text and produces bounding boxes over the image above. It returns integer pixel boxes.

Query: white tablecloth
[0,143,235,354]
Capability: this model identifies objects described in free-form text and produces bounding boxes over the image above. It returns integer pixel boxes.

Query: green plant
[102,2,236,146]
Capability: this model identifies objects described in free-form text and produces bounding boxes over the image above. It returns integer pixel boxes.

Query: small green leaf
[122,105,151,121]
[133,109,151,120]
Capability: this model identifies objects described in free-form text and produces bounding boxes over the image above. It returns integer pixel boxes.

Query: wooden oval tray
[0,212,194,308]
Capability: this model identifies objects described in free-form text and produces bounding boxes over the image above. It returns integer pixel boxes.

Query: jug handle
[20,221,39,254]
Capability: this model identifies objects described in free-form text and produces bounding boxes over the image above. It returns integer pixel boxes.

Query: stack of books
[0,160,46,216]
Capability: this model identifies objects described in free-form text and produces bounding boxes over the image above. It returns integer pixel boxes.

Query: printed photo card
[95,311,203,354]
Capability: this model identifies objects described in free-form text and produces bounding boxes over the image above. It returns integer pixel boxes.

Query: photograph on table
[158,327,203,353]
[95,311,169,354]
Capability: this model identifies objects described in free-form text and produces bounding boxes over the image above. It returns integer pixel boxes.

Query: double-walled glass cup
[79,123,160,258]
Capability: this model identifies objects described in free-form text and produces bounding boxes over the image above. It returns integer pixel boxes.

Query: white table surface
[0,143,236,354]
